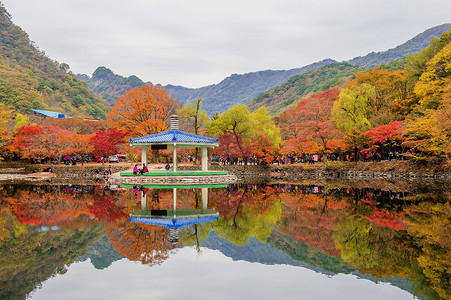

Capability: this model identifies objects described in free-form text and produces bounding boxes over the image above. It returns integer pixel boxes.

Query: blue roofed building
[129,115,218,172]
[31,109,71,119]
[130,187,218,244]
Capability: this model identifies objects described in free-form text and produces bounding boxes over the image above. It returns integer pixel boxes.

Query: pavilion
[129,115,218,172]
[130,187,219,243]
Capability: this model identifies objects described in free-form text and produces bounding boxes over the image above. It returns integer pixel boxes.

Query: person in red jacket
[140,163,148,175]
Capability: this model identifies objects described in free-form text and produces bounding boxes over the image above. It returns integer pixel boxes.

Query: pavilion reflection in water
[127,185,224,243]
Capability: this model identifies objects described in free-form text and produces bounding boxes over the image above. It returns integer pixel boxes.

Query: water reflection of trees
[106,219,177,266]
[405,202,450,300]
[272,184,450,300]
[208,185,281,246]
[0,185,128,299]
[0,183,449,299]
[0,209,103,300]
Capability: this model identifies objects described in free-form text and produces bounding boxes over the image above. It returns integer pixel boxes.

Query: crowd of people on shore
[211,149,429,166]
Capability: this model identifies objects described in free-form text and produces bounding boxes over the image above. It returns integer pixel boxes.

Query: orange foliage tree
[106,220,176,266]
[277,89,342,154]
[4,190,94,226]
[7,125,73,161]
[8,125,97,162]
[66,133,94,165]
[107,85,180,137]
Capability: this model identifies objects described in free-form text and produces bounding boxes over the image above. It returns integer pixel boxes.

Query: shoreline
[0,160,450,187]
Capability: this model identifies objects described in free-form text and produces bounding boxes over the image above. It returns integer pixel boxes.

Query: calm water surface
[0,182,449,299]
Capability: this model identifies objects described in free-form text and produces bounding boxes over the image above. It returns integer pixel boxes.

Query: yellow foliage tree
[405,41,451,155]
[0,104,12,157]
[0,103,11,136]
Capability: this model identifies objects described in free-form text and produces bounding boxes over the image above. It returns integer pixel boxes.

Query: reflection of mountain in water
[201,230,415,297]
[78,224,415,296]
[79,234,124,269]
[202,231,320,266]
[268,230,354,274]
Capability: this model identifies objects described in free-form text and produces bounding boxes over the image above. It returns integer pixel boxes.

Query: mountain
[78,23,450,116]
[247,24,451,115]
[0,4,110,119]
[78,67,148,106]
[164,59,336,115]
[347,23,451,67]
[247,62,363,115]
[78,234,124,269]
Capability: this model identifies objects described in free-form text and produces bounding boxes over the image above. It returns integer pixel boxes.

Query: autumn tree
[107,85,180,137]
[178,97,210,161]
[7,125,73,162]
[216,130,250,160]
[89,128,126,161]
[60,132,94,165]
[413,40,451,110]
[13,113,28,132]
[401,30,451,118]
[332,84,374,154]
[208,105,280,160]
[0,103,12,152]
[348,69,412,118]
[178,97,210,135]
[363,121,406,155]
[405,40,451,155]
[406,30,451,86]
[278,89,341,153]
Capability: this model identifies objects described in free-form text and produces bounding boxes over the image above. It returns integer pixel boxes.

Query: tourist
[165,163,170,170]
[133,164,139,176]
[140,163,148,175]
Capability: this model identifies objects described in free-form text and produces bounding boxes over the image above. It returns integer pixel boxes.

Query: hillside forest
[0,1,450,164]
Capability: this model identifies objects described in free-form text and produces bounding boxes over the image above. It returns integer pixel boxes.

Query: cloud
[2,0,451,87]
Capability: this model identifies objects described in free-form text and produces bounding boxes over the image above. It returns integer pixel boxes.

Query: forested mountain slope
[347,23,451,67]
[0,5,110,119]
[247,24,451,115]
[164,59,336,115]
[248,62,363,115]
[78,67,147,106]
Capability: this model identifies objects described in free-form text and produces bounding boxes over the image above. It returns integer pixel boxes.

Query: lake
[0,182,449,299]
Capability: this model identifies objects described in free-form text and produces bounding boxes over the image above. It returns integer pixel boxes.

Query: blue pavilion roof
[31,109,71,119]
[129,130,218,144]
[130,215,219,229]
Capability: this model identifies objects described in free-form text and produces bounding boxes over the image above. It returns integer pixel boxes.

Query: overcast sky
[2,0,450,88]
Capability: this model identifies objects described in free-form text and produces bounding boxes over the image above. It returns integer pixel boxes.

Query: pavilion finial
[170,115,179,130]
